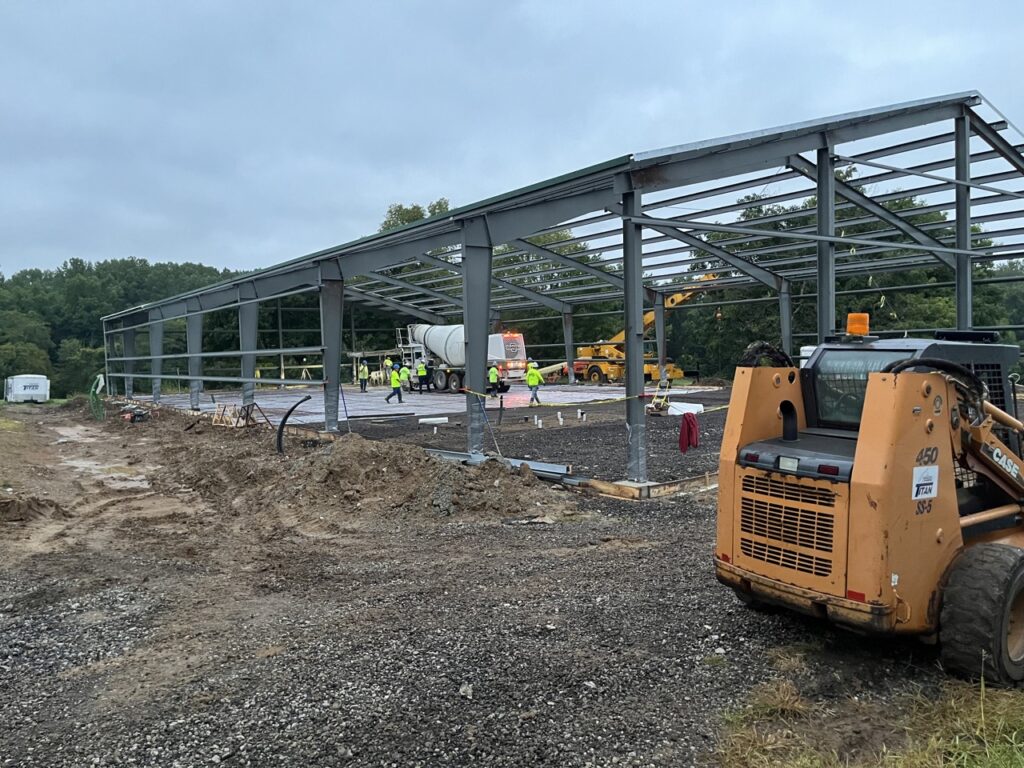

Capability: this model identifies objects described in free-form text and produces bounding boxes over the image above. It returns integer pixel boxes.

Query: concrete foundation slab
[129,383,720,428]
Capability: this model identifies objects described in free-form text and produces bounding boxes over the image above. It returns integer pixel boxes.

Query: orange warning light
[846,313,870,336]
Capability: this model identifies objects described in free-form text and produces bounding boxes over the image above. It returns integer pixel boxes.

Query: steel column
[654,293,667,381]
[816,146,836,342]
[562,311,576,384]
[277,299,285,383]
[779,282,793,355]
[122,328,136,399]
[239,299,258,405]
[186,304,203,410]
[622,187,647,482]
[102,321,113,396]
[320,279,344,432]
[149,316,163,403]
[955,113,973,329]
[462,217,493,454]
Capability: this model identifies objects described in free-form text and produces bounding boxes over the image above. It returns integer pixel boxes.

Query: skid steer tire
[940,543,1024,684]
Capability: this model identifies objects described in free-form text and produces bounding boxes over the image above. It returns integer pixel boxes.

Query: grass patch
[716,678,1024,767]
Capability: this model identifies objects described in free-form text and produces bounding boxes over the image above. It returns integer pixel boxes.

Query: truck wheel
[447,372,462,393]
[433,370,448,391]
[940,543,1024,684]
[587,366,607,384]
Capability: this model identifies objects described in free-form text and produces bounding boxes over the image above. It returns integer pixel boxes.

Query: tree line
[2,182,1021,398]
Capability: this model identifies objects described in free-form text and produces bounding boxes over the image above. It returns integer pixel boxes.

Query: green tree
[52,338,105,396]
[0,342,52,381]
[0,310,52,349]
[379,198,451,232]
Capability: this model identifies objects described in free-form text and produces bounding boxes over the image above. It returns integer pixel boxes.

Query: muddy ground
[0,398,942,767]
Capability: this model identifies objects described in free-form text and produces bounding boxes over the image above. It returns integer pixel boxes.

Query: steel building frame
[103,91,1024,482]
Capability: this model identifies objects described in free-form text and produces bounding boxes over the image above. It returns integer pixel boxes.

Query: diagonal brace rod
[789,154,954,269]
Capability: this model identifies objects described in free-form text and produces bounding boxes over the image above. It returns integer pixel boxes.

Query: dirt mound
[0,495,70,523]
[150,426,576,534]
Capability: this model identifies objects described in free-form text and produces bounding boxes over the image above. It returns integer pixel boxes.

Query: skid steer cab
[716,315,1024,683]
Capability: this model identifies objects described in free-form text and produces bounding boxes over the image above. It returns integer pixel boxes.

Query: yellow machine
[573,283,709,384]
[716,315,1024,683]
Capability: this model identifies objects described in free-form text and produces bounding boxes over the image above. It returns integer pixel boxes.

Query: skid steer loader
[716,314,1024,683]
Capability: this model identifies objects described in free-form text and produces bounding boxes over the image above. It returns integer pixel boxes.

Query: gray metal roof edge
[102,91,989,323]
[102,154,635,322]
[632,91,983,165]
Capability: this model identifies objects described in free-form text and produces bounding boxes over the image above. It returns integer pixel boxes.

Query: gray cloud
[1,0,1020,274]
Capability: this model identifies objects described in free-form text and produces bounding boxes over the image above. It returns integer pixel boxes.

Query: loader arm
[597,277,714,346]
[963,402,1024,501]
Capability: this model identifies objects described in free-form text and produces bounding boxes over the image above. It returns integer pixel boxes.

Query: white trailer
[4,374,50,403]
[399,324,528,393]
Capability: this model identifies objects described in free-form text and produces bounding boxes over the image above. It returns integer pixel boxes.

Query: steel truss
[103,91,1024,481]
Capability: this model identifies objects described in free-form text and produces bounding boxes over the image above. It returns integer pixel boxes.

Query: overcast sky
[1,0,1021,276]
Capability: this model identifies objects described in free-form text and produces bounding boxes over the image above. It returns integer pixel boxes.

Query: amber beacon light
[846,313,870,336]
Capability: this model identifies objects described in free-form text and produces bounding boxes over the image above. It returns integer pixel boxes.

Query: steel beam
[414,251,571,313]
[622,187,647,482]
[320,279,344,432]
[955,113,973,329]
[647,224,781,288]
[562,311,576,384]
[149,313,163,403]
[788,153,955,269]
[102,320,113,396]
[654,293,667,381]
[123,328,136,399]
[367,270,464,310]
[779,281,793,355]
[186,301,203,410]
[968,108,1024,176]
[345,286,444,324]
[817,147,836,342]
[630,102,967,193]
[238,287,258,405]
[462,217,492,454]
[511,238,626,290]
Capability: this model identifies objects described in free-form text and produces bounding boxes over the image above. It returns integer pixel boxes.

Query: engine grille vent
[738,473,836,579]
[739,538,832,577]
[740,497,835,553]
[741,475,836,508]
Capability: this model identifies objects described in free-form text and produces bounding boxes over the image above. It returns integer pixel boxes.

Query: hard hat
[392,364,400,370]
[529,361,539,368]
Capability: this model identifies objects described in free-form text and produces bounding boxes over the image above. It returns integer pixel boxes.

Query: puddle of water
[61,459,151,490]
[53,426,99,444]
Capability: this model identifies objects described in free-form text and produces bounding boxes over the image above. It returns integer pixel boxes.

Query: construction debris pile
[146,419,578,532]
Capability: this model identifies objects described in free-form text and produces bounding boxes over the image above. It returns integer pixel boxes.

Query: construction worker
[487,361,500,398]
[383,355,393,372]
[399,362,411,391]
[358,359,370,393]
[425,358,435,391]
[416,359,429,394]
[525,361,543,406]
[385,364,403,404]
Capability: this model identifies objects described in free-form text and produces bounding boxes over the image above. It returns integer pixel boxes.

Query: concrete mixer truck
[397,324,528,393]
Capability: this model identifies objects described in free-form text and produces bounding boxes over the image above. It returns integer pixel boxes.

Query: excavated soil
[154,421,576,528]
[0,400,944,767]
[0,494,70,523]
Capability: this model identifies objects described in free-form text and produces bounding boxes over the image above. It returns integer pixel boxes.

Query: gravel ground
[349,389,732,482]
[0,399,942,767]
